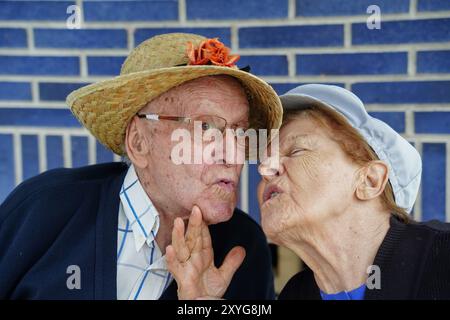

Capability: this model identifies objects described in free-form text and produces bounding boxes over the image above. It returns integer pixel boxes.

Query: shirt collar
[119,164,160,252]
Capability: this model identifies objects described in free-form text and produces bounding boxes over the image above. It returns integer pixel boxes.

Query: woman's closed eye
[289,148,306,157]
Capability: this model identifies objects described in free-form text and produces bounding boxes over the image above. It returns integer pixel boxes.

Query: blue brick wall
[39,82,90,101]
[87,56,126,75]
[296,0,410,16]
[34,29,128,49]
[135,27,231,46]
[296,52,407,75]
[186,0,288,20]
[422,143,447,221]
[0,82,31,100]
[417,50,450,73]
[239,25,344,48]
[0,0,449,223]
[352,18,450,45]
[0,28,27,48]
[0,1,75,21]
[0,56,80,75]
[46,135,64,170]
[84,1,178,22]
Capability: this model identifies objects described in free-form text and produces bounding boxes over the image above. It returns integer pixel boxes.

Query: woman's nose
[258,155,282,178]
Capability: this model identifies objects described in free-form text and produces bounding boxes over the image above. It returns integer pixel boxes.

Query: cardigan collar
[94,162,128,300]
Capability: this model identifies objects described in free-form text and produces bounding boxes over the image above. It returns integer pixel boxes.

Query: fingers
[219,246,246,284]
[171,217,190,262]
[171,206,205,263]
[165,245,182,279]
[185,206,203,253]
[201,221,213,250]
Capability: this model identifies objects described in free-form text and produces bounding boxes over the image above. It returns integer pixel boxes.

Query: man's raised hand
[165,206,246,300]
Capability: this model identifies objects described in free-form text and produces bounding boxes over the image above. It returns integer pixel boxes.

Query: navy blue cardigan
[0,162,274,300]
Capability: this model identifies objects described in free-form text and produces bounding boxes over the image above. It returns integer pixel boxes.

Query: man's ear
[355,161,389,201]
[125,116,150,169]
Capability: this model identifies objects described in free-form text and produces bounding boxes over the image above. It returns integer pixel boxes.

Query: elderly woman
[166,84,450,300]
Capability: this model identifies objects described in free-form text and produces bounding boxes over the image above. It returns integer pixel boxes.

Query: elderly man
[0,33,282,299]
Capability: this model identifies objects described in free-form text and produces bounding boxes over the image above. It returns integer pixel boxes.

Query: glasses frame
[137,113,262,158]
[136,113,249,134]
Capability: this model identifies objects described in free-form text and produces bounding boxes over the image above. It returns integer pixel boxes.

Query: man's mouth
[263,185,283,203]
[214,179,236,193]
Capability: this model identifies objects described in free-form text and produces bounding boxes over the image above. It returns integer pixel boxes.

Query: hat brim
[67,65,282,155]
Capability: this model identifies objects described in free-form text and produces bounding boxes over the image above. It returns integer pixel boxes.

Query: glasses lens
[192,115,227,133]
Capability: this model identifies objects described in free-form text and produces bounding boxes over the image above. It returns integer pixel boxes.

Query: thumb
[218,246,246,283]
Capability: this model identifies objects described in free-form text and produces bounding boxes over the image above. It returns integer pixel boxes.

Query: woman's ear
[355,161,389,201]
[125,116,150,169]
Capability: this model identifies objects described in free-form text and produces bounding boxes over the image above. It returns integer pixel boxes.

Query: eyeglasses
[137,113,250,143]
[139,113,268,161]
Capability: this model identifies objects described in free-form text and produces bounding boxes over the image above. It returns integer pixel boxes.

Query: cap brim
[280,94,334,111]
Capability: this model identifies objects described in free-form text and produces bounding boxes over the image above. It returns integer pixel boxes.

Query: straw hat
[66,33,283,156]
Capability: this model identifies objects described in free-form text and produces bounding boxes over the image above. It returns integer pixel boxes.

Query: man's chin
[201,202,234,225]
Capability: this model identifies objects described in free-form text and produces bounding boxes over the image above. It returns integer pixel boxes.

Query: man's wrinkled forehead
[140,75,248,116]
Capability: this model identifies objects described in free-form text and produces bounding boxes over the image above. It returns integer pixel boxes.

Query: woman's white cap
[280,84,422,213]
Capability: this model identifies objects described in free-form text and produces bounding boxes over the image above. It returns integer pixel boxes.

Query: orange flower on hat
[186,38,240,67]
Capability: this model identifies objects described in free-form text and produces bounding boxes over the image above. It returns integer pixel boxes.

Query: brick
[46,135,64,170]
[239,25,344,48]
[297,52,407,75]
[0,134,15,203]
[0,108,81,127]
[39,82,89,102]
[417,50,450,74]
[352,81,450,104]
[87,56,126,76]
[0,1,74,21]
[0,28,27,48]
[34,29,127,49]
[270,82,345,95]
[135,28,231,47]
[96,141,114,163]
[238,55,288,76]
[84,0,178,21]
[418,0,450,11]
[0,56,79,76]
[368,112,405,133]
[296,0,409,16]
[21,134,39,180]
[422,143,446,221]
[415,112,450,134]
[0,82,32,101]
[187,0,287,20]
[352,18,450,45]
[71,136,89,168]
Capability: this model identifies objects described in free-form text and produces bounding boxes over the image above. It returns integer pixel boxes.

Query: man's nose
[221,130,245,166]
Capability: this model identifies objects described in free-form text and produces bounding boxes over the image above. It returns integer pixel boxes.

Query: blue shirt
[320,283,366,300]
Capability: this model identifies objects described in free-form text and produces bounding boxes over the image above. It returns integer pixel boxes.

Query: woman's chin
[260,208,280,240]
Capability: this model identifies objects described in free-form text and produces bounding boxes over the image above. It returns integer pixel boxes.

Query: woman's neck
[286,207,390,294]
